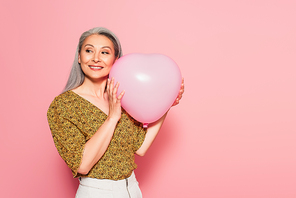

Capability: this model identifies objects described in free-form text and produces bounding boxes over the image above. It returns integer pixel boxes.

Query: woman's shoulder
[48,90,78,111]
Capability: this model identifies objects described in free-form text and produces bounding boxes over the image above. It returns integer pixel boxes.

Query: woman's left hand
[172,78,184,106]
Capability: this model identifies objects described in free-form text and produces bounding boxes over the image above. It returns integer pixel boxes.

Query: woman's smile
[89,65,104,70]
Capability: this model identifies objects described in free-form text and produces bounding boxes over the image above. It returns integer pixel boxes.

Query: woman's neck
[73,77,108,98]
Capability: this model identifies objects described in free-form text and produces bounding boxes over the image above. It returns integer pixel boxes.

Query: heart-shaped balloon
[109,53,182,127]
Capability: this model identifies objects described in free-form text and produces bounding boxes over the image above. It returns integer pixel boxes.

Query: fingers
[113,82,125,102]
[106,78,115,96]
[107,77,124,103]
[117,90,125,102]
[172,78,185,107]
[109,78,114,94]
[178,78,185,99]
[172,99,179,106]
[107,78,116,96]
[176,78,185,100]
[180,78,184,93]
[113,81,119,98]
[106,78,110,93]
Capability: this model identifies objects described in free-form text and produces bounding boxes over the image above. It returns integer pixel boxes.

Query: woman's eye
[102,51,109,54]
[86,49,92,53]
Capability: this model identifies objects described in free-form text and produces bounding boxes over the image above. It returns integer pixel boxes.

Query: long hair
[63,27,123,92]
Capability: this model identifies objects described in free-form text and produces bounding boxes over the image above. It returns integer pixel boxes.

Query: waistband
[79,171,137,190]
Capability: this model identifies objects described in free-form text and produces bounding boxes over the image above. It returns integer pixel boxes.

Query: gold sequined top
[47,90,147,180]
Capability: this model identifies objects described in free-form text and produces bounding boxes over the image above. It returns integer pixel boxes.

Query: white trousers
[75,172,142,198]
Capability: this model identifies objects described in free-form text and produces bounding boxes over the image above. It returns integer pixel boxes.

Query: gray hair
[63,27,123,92]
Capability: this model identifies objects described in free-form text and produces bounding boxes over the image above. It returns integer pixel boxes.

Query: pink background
[1,0,295,197]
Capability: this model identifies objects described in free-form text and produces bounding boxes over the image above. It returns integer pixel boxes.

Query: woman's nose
[93,53,101,63]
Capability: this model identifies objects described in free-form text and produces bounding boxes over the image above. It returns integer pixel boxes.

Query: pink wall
[1,0,295,197]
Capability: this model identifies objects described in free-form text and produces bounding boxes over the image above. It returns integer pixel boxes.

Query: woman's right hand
[106,77,125,121]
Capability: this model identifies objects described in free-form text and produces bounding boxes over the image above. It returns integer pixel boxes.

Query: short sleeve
[47,99,85,178]
[131,118,147,152]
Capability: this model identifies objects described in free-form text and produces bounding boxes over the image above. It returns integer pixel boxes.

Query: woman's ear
[78,54,81,64]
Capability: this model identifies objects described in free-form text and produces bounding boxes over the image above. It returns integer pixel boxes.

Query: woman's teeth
[89,66,103,69]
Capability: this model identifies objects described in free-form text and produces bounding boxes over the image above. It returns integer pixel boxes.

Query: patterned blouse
[47,90,147,180]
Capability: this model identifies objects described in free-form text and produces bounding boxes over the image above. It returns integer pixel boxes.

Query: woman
[47,27,184,198]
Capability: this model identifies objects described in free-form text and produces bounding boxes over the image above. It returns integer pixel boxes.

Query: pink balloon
[109,53,182,126]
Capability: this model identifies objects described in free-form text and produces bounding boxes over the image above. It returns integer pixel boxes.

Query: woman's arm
[77,78,124,175]
[135,112,167,156]
[135,78,185,156]
[77,117,119,174]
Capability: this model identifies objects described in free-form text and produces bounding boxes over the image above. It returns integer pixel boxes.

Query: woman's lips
[89,65,103,70]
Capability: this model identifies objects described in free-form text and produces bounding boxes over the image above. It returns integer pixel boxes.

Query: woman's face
[79,34,117,81]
